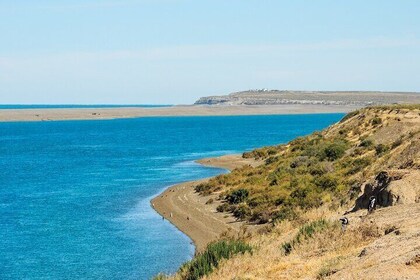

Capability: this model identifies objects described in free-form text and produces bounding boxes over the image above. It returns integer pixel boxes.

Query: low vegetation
[281,219,334,255]
[193,106,420,226]
[156,105,420,279]
[155,239,252,280]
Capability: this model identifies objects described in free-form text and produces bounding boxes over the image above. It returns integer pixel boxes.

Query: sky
[1,0,420,104]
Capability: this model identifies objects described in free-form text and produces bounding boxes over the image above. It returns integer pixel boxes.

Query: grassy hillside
[196,105,420,224]
[158,105,420,280]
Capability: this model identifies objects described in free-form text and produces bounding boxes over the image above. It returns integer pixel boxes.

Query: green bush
[321,142,347,161]
[273,207,297,222]
[195,183,219,195]
[265,156,279,165]
[227,189,249,204]
[181,240,252,280]
[295,219,330,242]
[248,196,267,208]
[313,175,338,190]
[308,163,327,176]
[359,139,373,148]
[346,157,372,175]
[371,117,382,126]
[281,219,332,255]
[281,242,293,255]
[290,156,309,168]
[216,203,231,213]
[233,204,252,220]
[290,187,309,200]
[250,210,271,224]
[243,147,275,160]
[375,144,389,156]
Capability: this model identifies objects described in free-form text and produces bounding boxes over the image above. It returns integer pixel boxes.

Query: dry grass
[204,206,384,280]
[161,106,420,280]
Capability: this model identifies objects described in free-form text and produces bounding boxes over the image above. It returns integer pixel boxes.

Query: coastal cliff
[194,90,420,107]
[155,105,420,280]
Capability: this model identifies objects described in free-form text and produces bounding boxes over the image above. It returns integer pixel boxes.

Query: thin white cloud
[2,36,417,63]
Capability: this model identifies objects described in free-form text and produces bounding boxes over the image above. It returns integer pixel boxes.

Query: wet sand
[151,154,261,253]
[0,104,357,122]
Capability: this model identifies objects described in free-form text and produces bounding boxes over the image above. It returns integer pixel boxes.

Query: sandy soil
[151,154,260,253]
[331,202,420,280]
[0,104,358,122]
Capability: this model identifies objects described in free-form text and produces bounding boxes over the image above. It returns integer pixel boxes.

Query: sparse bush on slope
[281,219,334,255]
[178,239,252,280]
[158,105,420,280]
[195,106,420,225]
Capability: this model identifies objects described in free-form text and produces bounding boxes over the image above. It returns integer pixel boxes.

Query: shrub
[289,177,299,189]
[320,142,348,161]
[273,207,297,222]
[313,175,338,190]
[195,183,219,195]
[290,187,309,200]
[281,242,293,255]
[243,148,273,160]
[338,129,347,135]
[295,219,330,242]
[233,204,252,220]
[248,196,267,208]
[375,144,388,156]
[391,137,403,149]
[216,203,231,213]
[346,157,372,175]
[317,259,341,279]
[340,110,359,123]
[281,219,332,255]
[359,139,373,148]
[371,117,382,126]
[226,189,249,204]
[250,210,271,224]
[205,198,214,205]
[309,163,327,176]
[290,156,309,168]
[181,239,252,280]
[265,156,279,165]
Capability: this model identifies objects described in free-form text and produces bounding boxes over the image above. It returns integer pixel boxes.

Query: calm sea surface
[0,114,344,279]
[0,105,172,109]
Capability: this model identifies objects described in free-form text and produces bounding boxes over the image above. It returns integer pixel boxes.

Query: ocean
[0,105,172,110]
[0,114,344,279]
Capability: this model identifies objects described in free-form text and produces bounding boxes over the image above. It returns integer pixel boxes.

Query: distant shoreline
[0,104,172,110]
[0,104,356,122]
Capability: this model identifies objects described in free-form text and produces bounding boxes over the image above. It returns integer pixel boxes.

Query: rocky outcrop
[194,90,420,106]
[353,170,420,211]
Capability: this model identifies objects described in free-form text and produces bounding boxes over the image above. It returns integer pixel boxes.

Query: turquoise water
[0,105,172,109]
[0,114,344,279]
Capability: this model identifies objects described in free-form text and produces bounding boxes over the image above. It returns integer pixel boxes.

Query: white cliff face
[194,90,420,106]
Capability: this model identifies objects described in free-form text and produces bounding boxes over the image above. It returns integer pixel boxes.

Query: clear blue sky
[1,0,419,104]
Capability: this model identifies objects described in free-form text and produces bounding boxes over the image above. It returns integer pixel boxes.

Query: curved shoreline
[151,154,261,253]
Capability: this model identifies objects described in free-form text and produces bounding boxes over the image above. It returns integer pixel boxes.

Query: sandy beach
[151,154,261,253]
[0,104,357,122]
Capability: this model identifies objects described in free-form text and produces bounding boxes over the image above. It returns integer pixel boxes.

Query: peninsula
[2,90,420,122]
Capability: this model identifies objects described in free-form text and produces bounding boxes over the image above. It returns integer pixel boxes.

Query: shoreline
[151,154,261,253]
[0,104,356,122]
